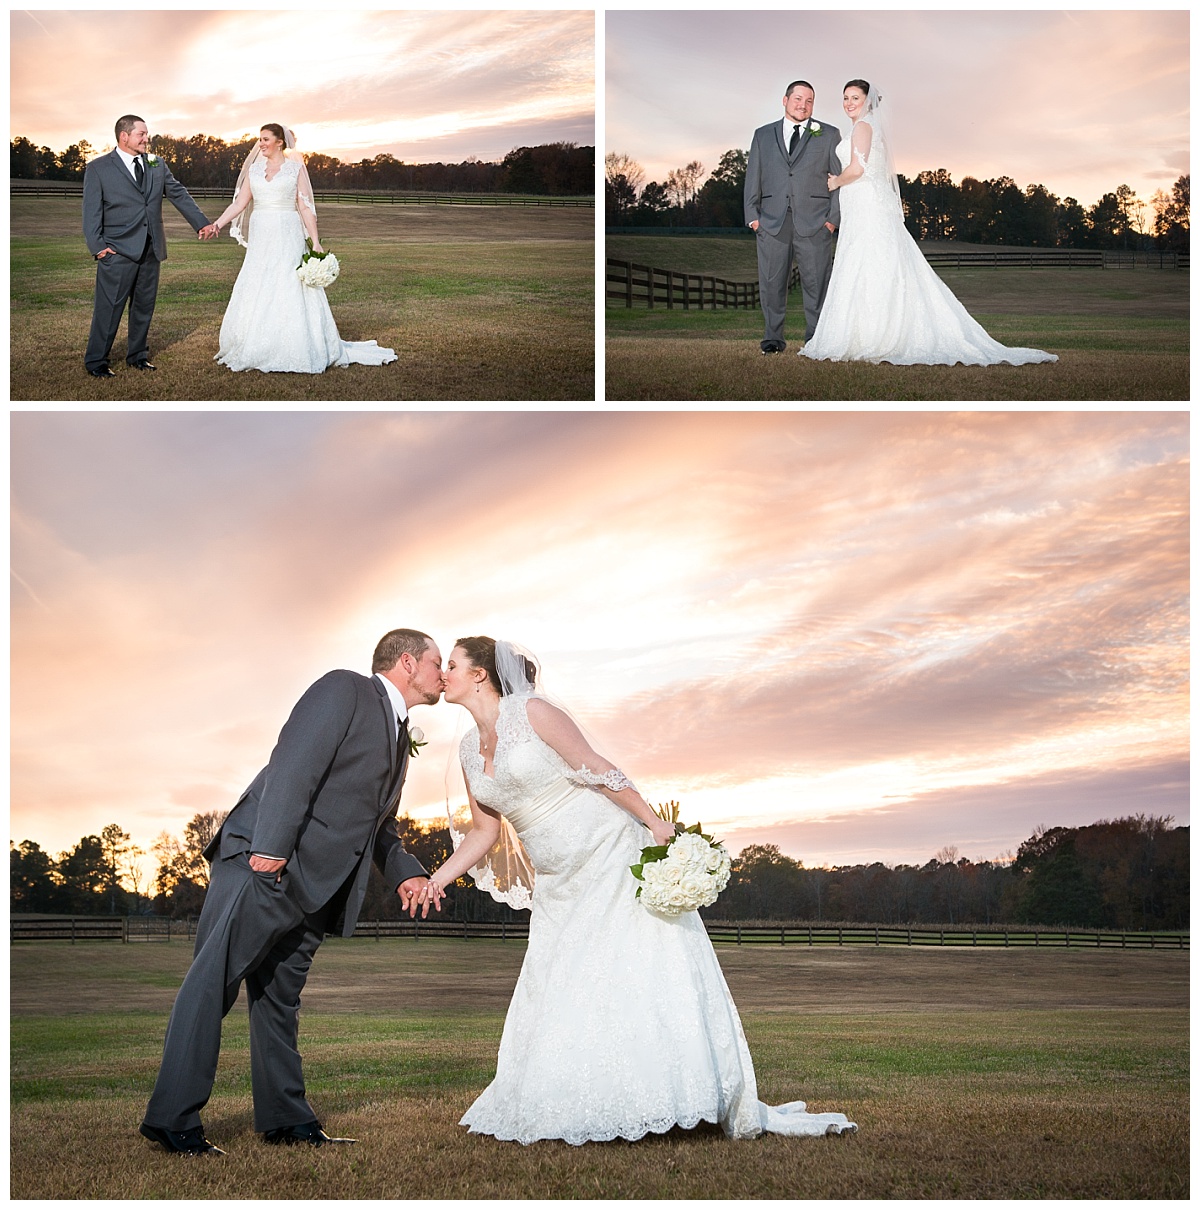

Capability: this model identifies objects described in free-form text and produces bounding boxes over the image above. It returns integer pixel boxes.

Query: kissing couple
[140,629,856,1153]
[84,114,394,379]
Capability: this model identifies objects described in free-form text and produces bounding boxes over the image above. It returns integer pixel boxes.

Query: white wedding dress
[215,158,395,373]
[455,694,857,1145]
[800,114,1057,365]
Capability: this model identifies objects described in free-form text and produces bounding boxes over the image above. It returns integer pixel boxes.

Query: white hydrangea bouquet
[296,238,340,288]
[630,801,732,917]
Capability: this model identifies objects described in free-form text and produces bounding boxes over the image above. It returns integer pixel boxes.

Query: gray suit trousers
[85,237,160,369]
[143,853,328,1133]
[755,211,835,343]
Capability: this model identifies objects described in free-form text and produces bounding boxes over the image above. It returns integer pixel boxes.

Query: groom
[744,81,843,353]
[140,629,446,1156]
[82,114,216,377]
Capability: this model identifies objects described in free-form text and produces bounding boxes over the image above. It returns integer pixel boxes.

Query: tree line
[707,816,1187,931]
[10,134,594,196]
[606,150,1191,252]
[10,812,1186,931]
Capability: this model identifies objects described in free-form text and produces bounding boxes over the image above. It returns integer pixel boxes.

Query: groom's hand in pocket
[250,853,287,883]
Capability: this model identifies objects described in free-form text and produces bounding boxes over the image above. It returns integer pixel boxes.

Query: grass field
[10,939,1188,1199]
[11,198,595,401]
[604,236,1188,401]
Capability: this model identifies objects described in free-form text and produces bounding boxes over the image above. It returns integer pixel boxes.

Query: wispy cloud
[10,10,594,162]
[606,10,1188,208]
[10,412,1188,870]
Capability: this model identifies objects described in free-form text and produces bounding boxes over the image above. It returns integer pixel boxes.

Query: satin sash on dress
[499,777,581,834]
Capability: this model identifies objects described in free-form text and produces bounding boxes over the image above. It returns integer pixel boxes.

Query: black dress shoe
[760,339,786,354]
[128,360,157,371]
[139,1121,226,1155]
[86,366,116,377]
[263,1120,357,1147]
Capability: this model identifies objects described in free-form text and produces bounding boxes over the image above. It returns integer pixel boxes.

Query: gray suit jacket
[82,149,208,261]
[744,117,843,237]
[204,670,428,936]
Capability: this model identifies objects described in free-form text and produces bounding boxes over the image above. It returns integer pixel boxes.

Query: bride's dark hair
[261,123,287,144]
[455,635,536,696]
[844,79,871,96]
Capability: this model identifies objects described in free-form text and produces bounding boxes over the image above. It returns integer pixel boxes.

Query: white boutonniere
[407,726,427,758]
[809,122,823,137]
[145,154,161,166]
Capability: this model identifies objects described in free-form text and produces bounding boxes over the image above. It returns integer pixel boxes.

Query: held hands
[198,223,219,240]
[398,875,444,919]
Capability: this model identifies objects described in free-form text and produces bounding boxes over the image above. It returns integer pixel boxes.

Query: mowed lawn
[604,235,1188,401]
[10,939,1188,1199]
[11,198,595,401]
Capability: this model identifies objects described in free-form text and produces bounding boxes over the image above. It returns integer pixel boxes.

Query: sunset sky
[10,9,594,164]
[11,411,1188,881]
[606,8,1189,211]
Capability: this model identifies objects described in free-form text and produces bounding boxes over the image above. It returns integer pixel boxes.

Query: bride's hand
[827,173,839,191]
[311,240,325,254]
[648,819,676,847]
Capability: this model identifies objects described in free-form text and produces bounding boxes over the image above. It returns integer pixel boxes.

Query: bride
[422,636,857,1146]
[800,82,1058,366]
[205,124,396,373]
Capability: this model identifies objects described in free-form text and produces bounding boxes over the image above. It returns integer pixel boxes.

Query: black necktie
[134,156,145,188]
[789,124,801,155]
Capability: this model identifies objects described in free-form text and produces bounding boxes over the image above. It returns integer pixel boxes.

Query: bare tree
[604,152,645,195]
[666,160,705,209]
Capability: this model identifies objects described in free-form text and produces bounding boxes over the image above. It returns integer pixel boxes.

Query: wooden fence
[606,258,800,310]
[10,181,592,207]
[11,916,1186,949]
[607,247,1188,309]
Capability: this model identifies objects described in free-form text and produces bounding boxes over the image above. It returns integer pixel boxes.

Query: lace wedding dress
[215,158,395,373]
[800,114,1057,365]
[455,694,857,1145]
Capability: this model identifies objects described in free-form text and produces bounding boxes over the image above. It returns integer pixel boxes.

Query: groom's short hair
[372,629,433,672]
[784,81,814,97]
[114,114,145,141]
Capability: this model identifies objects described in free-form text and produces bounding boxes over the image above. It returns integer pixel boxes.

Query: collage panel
[10,8,596,403]
[604,9,1188,402]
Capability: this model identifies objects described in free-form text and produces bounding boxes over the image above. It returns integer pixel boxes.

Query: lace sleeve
[291,151,316,216]
[851,119,873,170]
[568,765,638,793]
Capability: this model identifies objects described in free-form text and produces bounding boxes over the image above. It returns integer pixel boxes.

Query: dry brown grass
[604,261,1188,400]
[10,940,1188,1198]
[10,199,595,401]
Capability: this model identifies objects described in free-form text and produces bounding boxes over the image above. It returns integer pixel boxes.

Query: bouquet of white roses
[296,238,340,289]
[630,802,731,917]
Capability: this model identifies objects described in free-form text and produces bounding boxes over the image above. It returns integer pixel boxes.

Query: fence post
[71,918,76,945]
[123,916,129,944]
[875,926,879,947]
[624,260,633,308]
[780,926,785,946]
[837,927,843,946]
[736,924,741,946]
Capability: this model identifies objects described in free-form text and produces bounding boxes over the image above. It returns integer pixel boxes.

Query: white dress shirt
[375,673,408,736]
[782,116,810,150]
[116,147,143,182]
